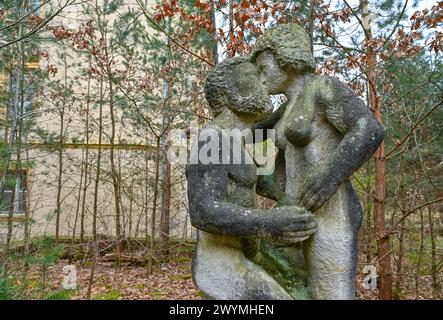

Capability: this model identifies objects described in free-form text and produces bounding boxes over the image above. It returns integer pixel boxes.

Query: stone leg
[302,184,363,299]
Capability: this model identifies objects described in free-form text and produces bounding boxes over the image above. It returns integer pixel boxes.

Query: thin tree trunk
[394,155,407,299]
[360,0,391,299]
[118,151,126,242]
[228,0,234,58]
[87,75,104,298]
[92,75,103,241]
[427,206,439,299]
[209,0,218,64]
[5,184,16,261]
[5,27,25,266]
[72,149,85,244]
[143,131,150,241]
[55,49,68,242]
[80,61,92,249]
[109,78,122,256]
[159,16,171,258]
[161,137,171,257]
[22,123,31,278]
[94,0,122,259]
[364,162,372,263]
[127,175,134,253]
[0,22,22,196]
[21,210,29,278]
[79,159,88,248]
[86,242,97,300]
[148,137,161,273]
[415,209,424,299]
[308,0,315,54]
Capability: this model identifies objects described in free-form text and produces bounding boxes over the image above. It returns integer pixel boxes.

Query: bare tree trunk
[55,49,68,242]
[79,159,89,248]
[360,0,391,299]
[72,149,85,244]
[308,0,316,54]
[5,185,16,261]
[161,137,171,257]
[394,155,407,299]
[0,24,22,196]
[364,162,372,263]
[22,9,31,276]
[92,76,103,241]
[159,16,171,258]
[143,132,150,241]
[86,242,97,300]
[109,79,122,256]
[148,137,161,273]
[228,0,234,58]
[427,206,439,299]
[54,97,64,241]
[22,121,31,278]
[373,71,391,298]
[127,175,134,253]
[118,151,126,243]
[415,209,424,299]
[94,0,122,256]
[87,75,103,299]
[5,25,25,265]
[209,0,218,64]
[80,62,92,249]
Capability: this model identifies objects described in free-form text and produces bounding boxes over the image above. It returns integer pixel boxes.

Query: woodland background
[0,0,442,300]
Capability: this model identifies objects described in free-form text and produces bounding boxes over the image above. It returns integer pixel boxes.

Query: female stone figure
[251,24,385,299]
[186,56,316,299]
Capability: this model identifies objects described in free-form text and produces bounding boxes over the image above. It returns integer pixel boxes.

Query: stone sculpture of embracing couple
[186,24,384,300]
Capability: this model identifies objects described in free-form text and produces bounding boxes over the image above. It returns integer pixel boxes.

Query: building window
[8,72,37,119]
[0,171,28,214]
[0,74,7,141]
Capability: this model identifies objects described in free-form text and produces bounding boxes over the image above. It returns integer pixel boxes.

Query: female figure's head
[250,24,316,95]
[205,56,273,121]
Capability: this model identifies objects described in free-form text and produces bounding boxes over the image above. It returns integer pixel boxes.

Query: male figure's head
[250,24,316,95]
[205,56,273,122]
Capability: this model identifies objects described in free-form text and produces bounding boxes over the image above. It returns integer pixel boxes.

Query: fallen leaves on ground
[36,257,200,300]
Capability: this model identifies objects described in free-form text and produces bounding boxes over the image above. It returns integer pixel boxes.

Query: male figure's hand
[269,206,316,244]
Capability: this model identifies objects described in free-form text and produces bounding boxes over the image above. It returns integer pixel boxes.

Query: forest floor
[21,248,201,300]
[16,245,440,300]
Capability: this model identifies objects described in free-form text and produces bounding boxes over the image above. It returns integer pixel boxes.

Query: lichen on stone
[204,56,272,117]
[250,24,316,73]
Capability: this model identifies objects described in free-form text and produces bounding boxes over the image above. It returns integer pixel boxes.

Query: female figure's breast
[284,117,312,147]
[303,113,342,165]
[274,110,313,149]
[274,117,289,150]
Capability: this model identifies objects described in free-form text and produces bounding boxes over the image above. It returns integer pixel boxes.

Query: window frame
[0,169,29,216]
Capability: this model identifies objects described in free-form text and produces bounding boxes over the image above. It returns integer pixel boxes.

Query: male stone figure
[251,24,385,299]
[186,56,317,299]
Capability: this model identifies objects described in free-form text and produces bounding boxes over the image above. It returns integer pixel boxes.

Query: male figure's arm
[186,162,315,239]
[186,127,315,239]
